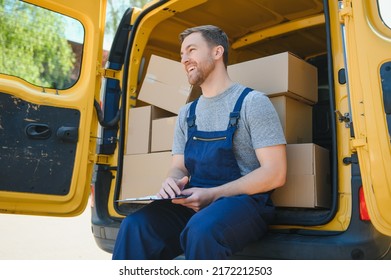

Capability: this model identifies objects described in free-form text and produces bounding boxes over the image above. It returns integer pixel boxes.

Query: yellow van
[1,0,391,259]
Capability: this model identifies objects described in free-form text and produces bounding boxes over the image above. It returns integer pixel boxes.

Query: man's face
[180,32,215,86]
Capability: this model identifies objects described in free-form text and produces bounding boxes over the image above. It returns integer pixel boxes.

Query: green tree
[0,0,76,89]
[105,0,151,39]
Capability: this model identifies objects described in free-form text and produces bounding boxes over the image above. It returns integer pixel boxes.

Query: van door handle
[25,123,52,139]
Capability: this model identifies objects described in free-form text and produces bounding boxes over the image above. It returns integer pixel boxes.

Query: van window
[0,0,84,90]
[378,0,391,29]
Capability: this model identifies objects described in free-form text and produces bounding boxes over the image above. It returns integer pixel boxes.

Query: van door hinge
[349,138,367,152]
[335,111,351,128]
[339,0,353,23]
[343,153,358,165]
[98,68,121,80]
[88,153,111,165]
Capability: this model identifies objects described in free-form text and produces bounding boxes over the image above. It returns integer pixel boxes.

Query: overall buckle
[229,112,240,127]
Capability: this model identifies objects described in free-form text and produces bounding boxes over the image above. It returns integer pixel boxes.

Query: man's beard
[187,56,215,86]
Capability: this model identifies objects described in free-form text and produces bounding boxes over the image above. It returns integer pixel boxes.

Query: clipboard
[116,194,189,203]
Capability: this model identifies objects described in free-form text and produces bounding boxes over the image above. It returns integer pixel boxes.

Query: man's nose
[181,53,188,64]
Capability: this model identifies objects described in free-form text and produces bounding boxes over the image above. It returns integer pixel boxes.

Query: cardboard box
[228,52,318,104]
[151,116,177,152]
[126,106,173,154]
[138,55,200,114]
[271,143,331,208]
[270,95,312,143]
[120,152,172,200]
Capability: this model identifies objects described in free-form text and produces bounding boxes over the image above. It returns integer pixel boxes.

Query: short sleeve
[171,104,190,155]
[242,92,287,149]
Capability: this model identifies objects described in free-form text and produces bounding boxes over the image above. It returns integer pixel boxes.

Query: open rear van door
[0,0,106,216]
[340,0,391,235]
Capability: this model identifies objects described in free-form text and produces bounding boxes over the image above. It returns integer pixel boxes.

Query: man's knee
[180,214,223,245]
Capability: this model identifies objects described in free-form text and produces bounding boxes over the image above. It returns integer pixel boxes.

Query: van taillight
[359,186,370,221]
[90,183,95,208]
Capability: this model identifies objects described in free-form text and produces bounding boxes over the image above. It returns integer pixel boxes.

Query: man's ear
[214,45,224,60]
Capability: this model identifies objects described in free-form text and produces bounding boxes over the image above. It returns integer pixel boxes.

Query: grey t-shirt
[172,83,286,176]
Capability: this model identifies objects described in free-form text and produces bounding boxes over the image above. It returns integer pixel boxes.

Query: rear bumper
[91,220,391,259]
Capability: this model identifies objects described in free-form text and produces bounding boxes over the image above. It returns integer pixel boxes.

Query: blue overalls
[112,87,275,260]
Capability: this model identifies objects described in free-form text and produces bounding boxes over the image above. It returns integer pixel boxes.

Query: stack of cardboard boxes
[122,52,331,208]
[228,52,331,208]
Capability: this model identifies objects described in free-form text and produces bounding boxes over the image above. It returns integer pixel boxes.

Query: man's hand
[172,187,216,212]
[157,176,189,199]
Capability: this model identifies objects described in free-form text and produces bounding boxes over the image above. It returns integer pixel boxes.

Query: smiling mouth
[187,66,196,74]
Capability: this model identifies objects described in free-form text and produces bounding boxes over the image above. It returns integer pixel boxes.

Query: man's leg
[112,200,194,260]
[180,194,274,260]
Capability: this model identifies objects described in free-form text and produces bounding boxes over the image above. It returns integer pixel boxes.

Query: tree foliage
[0,0,76,89]
[0,0,152,89]
[105,0,151,37]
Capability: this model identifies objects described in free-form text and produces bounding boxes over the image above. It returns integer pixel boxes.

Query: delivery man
[112,25,287,260]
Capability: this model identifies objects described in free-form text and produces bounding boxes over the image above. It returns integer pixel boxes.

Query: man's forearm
[167,154,189,180]
[167,167,188,181]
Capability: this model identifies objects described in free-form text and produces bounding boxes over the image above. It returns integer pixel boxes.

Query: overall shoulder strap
[186,98,199,128]
[228,87,253,127]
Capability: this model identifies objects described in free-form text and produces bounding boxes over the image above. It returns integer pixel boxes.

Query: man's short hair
[179,25,229,67]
